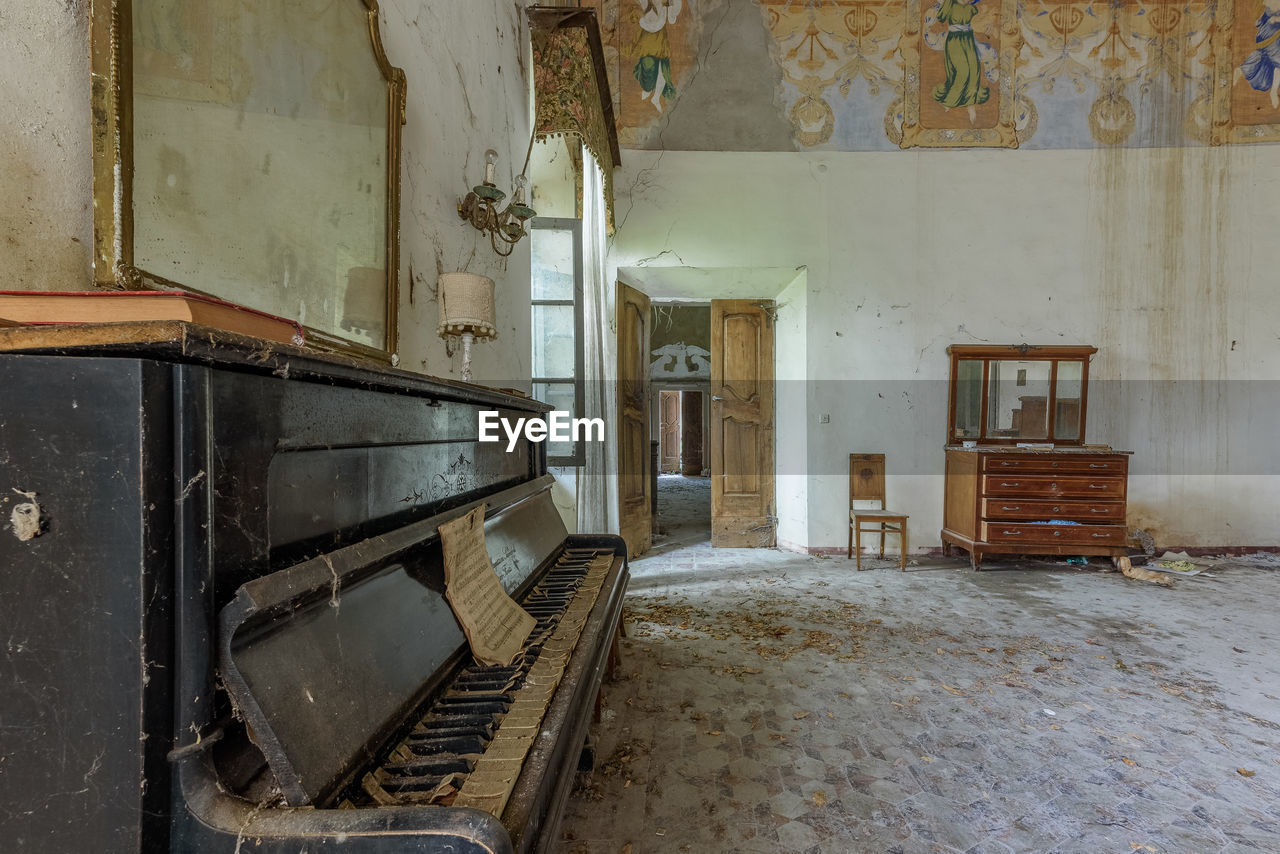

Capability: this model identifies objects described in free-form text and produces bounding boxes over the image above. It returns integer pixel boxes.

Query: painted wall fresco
[649,304,711,379]
[585,0,1280,150]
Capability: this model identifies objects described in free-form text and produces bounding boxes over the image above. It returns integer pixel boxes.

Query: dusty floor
[557,477,1280,853]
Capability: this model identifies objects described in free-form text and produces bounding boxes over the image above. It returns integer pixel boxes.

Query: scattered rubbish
[812,789,827,807]
[1238,768,1256,777]
[1116,556,1175,587]
[1233,552,1280,569]
[1066,556,1089,566]
[1043,708,1056,716]
[1154,551,1221,577]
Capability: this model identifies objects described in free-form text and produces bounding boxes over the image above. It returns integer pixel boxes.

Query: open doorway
[649,303,712,552]
[617,269,795,555]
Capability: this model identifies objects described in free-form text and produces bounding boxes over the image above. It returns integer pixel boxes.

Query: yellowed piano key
[482,740,535,762]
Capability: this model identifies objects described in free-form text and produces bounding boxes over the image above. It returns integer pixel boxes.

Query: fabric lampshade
[437,273,497,341]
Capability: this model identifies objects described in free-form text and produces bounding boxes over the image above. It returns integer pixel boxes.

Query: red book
[0,290,304,346]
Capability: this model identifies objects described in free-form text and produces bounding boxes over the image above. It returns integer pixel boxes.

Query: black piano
[0,323,628,853]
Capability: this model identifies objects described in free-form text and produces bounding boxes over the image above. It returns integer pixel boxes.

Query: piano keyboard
[359,547,613,815]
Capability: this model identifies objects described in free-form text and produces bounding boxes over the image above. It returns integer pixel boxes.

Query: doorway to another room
[647,301,712,553]
[653,388,711,553]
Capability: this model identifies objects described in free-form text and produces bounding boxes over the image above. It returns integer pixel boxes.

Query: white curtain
[577,149,620,534]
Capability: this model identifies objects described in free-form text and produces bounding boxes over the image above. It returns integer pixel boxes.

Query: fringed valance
[529,8,621,233]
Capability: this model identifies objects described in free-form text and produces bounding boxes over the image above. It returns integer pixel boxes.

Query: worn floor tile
[555,476,1280,854]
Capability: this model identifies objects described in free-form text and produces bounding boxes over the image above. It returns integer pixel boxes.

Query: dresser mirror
[947,345,1096,445]
[90,0,406,360]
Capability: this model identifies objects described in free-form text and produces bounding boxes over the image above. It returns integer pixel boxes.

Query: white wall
[609,147,1280,551]
[774,270,808,550]
[0,1,93,288]
[1,0,533,389]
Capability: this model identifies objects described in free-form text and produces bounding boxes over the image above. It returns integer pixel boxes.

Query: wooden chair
[848,453,909,570]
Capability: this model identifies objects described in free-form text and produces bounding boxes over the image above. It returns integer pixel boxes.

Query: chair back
[849,453,887,510]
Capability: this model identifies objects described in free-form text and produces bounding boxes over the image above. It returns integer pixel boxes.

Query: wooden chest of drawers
[941,448,1131,570]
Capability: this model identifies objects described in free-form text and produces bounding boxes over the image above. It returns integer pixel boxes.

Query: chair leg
[855,525,862,570]
[847,521,853,560]
[900,523,908,571]
[879,527,886,559]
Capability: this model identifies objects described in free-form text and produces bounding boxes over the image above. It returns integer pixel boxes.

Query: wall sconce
[458,149,536,257]
[437,272,497,382]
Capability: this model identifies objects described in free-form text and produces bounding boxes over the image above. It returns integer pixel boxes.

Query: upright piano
[0,323,628,853]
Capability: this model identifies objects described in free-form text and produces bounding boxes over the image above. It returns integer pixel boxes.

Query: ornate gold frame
[899,0,1021,149]
[89,0,406,361]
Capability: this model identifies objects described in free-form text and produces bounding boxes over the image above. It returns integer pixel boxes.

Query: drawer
[982,474,1126,500]
[983,455,1128,475]
[982,499,1125,522]
[981,522,1127,546]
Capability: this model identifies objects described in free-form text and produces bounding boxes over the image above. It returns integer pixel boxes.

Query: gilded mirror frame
[89,0,406,361]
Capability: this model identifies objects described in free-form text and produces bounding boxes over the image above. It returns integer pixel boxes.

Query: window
[530,217,584,466]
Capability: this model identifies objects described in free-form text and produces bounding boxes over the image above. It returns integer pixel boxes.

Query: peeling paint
[9,489,43,541]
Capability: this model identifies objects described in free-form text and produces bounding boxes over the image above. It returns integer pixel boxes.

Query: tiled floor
[557,477,1280,853]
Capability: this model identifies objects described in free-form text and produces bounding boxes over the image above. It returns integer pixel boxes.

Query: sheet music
[438,505,536,667]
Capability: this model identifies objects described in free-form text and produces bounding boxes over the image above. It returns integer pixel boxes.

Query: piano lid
[219,478,568,807]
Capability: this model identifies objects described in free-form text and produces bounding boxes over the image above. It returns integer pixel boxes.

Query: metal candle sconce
[457,148,536,257]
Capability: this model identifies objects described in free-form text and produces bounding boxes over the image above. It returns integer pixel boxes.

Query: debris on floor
[562,475,1280,852]
[1116,555,1175,587]
[558,542,1280,853]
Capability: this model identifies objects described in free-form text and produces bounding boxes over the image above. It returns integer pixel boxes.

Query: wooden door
[679,390,704,475]
[659,391,681,472]
[616,282,652,557]
[710,300,775,547]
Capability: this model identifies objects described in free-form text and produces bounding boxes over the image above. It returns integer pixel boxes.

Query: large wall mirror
[91,0,406,359]
[947,345,1096,446]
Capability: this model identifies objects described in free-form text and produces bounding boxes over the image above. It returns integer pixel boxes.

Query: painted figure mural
[1235,1,1280,109]
[590,0,1280,148]
[930,0,993,125]
[633,0,682,113]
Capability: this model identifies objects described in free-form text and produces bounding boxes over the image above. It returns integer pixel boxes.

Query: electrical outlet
[819,413,830,424]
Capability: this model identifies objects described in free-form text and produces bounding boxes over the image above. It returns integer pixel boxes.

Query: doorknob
[712,396,725,401]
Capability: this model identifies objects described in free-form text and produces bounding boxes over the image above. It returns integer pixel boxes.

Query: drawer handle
[1000,461,1018,467]
[1089,463,1109,469]
[1052,506,1060,512]
[1089,484,1107,489]
[1001,505,1020,511]
[1001,482,1019,487]
[1091,533,1111,538]
[1053,531,1061,537]
[1002,530,1022,535]
[1090,508,1107,513]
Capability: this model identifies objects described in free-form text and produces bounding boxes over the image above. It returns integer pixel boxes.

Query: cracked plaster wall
[378,0,533,387]
[607,146,1280,552]
[2,1,532,388]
